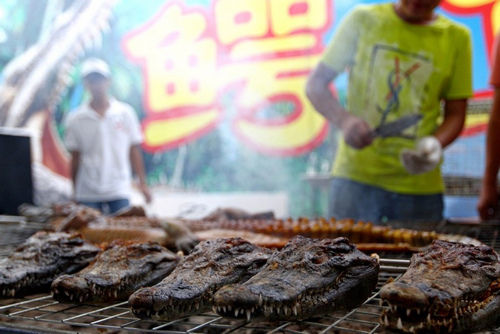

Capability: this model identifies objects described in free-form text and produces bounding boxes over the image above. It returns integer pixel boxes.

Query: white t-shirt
[64,98,143,201]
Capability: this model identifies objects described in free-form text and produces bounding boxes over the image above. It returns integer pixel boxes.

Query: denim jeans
[328,178,443,224]
[79,198,130,215]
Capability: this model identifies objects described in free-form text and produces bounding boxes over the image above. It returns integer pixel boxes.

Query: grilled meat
[213,236,379,321]
[49,204,198,252]
[193,229,289,248]
[129,238,271,320]
[52,241,179,303]
[0,231,99,297]
[112,205,146,217]
[51,203,101,232]
[380,240,500,333]
[186,218,481,251]
[202,208,275,221]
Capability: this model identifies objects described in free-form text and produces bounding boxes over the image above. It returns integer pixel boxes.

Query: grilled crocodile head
[380,240,500,333]
[213,236,379,321]
[52,241,179,304]
[0,231,99,297]
[128,238,271,320]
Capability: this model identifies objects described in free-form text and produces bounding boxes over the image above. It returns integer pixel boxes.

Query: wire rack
[0,221,498,333]
[0,260,408,334]
[0,218,45,257]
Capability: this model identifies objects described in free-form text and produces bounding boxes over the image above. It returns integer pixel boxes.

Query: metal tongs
[373,114,422,139]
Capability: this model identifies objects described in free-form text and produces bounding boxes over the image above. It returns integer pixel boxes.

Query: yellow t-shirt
[321,3,473,194]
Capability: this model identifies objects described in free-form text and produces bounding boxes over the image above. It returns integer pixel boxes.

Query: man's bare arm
[130,144,152,203]
[306,62,374,149]
[69,151,80,197]
[478,88,500,219]
[306,63,347,125]
[434,99,467,148]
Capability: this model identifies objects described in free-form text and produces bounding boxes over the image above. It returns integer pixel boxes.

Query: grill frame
[0,219,498,333]
[0,263,405,334]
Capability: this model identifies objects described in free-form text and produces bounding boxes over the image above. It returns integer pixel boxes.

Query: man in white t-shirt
[64,58,151,214]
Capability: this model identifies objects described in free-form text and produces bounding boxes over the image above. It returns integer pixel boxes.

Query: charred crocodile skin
[380,240,500,333]
[51,241,179,303]
[129,238,271,320]
[0,231,99,297]
[213,236,379,321]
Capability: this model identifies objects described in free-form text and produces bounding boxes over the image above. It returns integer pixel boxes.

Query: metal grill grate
[0,222,499,333]
[0,262,406,334]
[0,218,45,257]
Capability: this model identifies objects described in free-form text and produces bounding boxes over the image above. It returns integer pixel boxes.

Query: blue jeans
[79,198,130,215]
[328,178,443,224]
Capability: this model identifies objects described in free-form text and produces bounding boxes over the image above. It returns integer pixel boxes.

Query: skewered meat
[186,217,481,251]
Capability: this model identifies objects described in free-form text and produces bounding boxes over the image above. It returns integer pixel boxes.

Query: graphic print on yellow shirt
[366,45,432,143]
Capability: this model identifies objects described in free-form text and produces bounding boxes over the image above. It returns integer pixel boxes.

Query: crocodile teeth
[406,309,411,317]
[246,310,251,321]
[383,315,389,326]
[397,317,403,330]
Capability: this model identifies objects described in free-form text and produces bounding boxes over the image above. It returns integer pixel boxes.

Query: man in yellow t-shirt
[306,0,472,223]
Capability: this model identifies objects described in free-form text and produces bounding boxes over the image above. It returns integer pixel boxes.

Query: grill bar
[0,295,52,311]
[61,301,128,322]
[0,269,401,334]
[0,269,498,333]
[319,289,384,334]
[0,221,498,333]
[8,301,59,316]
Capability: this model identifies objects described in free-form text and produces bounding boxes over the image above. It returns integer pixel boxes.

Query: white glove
[400,136,442,175]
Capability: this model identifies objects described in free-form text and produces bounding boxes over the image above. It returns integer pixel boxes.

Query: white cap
[81,57,110,78]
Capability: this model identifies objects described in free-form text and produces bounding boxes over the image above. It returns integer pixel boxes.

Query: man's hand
[477,184,499,220]
[139,183,152,204]
[400,136,442,175]
[340,115,374,149]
